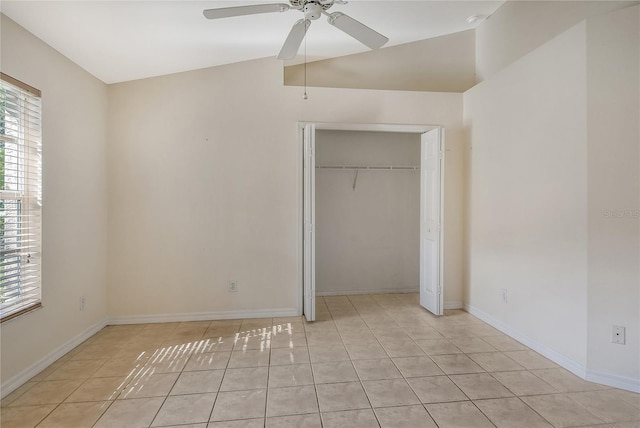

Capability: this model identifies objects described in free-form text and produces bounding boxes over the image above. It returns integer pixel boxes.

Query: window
[0,74,42,322]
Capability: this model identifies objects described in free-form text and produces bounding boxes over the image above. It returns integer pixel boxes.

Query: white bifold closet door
[303,124,444,321]
[419,128,444,316]
[303,123,316,322]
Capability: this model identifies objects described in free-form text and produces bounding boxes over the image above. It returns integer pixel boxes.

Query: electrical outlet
[229,280,238,292]
[500,288,508,303]
[612,325,626,344]
[79,296,85,311]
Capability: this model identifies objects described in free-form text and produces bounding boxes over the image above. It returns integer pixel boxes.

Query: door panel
[303,124,316,322]
[420,128,443,316]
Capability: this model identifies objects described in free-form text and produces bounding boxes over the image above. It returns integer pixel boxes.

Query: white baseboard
[444,300,463,310]
[316,288,419,297]
[464,303,587,377]
[1,319,107,399]
[586,368,640,393]
[108,308,300,325]
[464,303,640,393]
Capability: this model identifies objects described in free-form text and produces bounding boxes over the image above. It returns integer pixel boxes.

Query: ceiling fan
[203,0,389,60]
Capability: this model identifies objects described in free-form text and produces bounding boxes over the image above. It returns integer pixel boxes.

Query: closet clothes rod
[316,165,420,170]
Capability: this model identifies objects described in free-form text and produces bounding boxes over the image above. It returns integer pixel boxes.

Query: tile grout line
[340,297,382,428]
[263,325,272,427]
[206,323,236,425]
[303,318,325,428]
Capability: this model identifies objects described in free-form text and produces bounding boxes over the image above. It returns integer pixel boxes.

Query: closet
[314,130,421,296]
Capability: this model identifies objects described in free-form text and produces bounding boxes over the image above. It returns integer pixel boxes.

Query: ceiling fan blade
[277,19,311,60]
[203,4,290,20]
[326,12,388,50]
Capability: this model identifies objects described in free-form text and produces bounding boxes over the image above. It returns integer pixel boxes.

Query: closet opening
[298,123,444,322]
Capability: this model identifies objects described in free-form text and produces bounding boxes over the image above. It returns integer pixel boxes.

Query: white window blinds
[0,74,42,322]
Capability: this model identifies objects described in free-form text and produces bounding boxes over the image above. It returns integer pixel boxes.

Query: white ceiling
[1,1,504,84]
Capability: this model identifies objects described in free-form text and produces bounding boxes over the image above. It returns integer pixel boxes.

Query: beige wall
[0,15,465,394]
[586,6,640,385]
[476,0,637,82]
[284,30,476,93]
[0,15,108,385]
[107,61,465,320]
[315,131,420,296]
[464,22,589,368]
[465,5,640,389]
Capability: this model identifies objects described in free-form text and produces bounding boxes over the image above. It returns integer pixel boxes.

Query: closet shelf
[316,165,420,170]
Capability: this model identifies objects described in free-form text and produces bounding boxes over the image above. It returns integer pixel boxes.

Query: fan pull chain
[303,34,308,100]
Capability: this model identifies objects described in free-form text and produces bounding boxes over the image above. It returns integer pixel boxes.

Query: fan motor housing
[291,0,333,10]
[303,3,323,20]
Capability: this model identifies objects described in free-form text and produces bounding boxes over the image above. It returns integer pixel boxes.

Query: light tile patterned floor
[1,293,639,427]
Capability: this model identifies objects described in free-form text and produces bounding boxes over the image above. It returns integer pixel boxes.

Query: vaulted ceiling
[1,1,504,84]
